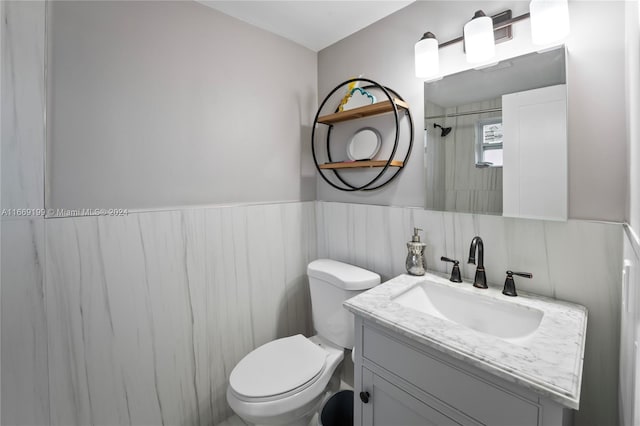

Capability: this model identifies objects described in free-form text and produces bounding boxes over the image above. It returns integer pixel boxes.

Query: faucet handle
[502,270,533,297]
[440,256,462,283]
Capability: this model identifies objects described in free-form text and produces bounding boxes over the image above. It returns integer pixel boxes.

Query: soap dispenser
[406,228,426,276]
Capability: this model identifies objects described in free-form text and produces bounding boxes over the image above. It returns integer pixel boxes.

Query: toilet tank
[307,259,380,348]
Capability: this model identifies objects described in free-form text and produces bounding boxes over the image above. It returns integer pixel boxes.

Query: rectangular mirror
[424,48,567,219]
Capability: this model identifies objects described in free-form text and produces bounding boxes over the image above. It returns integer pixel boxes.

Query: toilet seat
[229,334,328,401]
[226,335,345,425]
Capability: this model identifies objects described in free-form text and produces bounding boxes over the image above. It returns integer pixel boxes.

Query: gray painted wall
[318,1,628,223]
[47,1,317,210]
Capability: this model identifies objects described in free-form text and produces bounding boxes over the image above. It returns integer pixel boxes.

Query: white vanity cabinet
[353,318,572,426]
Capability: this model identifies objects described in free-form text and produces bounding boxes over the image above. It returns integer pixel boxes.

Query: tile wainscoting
[1,1,49,424]
[1,200,625,426]
[44,202,316,425]
[1,218,49,425]
[3,202,315,426]
[316,201,622,426]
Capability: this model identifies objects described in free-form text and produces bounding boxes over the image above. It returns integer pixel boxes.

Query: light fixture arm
[437,12,531,49]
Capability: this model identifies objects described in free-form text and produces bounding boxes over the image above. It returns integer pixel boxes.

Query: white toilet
[226,259,380,426]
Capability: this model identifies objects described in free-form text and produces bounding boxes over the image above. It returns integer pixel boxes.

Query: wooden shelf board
[318,98,410,124]
[319,160,404,170]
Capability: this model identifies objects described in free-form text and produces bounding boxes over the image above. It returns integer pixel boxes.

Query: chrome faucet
[468,236,488,289]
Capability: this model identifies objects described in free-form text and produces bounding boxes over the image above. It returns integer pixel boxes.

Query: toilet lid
[229,334,327,399]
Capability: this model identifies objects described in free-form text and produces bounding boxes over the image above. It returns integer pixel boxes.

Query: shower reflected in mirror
[433,123,452,137]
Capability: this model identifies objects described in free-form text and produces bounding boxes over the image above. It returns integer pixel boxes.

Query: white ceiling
[198,1,415,52]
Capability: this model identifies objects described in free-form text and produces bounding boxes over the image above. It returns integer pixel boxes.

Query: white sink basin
[392,280,544,341]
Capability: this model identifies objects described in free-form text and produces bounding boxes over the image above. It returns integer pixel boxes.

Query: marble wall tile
[1,0,45,211]
[1,218,49,426]
[316,201,623,426]
[620,226,640,425]
[1,2,49,425]
[45,202,316,426]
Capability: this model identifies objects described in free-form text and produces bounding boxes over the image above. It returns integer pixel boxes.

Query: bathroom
[1,0,638,425]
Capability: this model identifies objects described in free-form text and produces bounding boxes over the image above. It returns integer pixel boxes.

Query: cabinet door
[360,368,464,426]
[502,84,567,221]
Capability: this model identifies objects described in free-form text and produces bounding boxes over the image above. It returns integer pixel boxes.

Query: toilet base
[237,391,325,426]
[239,378,344,426]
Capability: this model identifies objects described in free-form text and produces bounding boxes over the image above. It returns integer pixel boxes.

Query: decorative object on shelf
[312,78,414,192]
[414,1,570,78]
[343,88,377,111]
[347,127,381,161]
[337,75,363,112]
[317,97,409,125]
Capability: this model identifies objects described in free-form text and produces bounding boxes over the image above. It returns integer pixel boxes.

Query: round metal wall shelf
[311,78,414,191]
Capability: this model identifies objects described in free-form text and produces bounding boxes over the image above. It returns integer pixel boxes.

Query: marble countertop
[344,272,587,409]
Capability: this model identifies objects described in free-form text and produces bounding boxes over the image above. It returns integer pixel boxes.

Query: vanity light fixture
[530,0,570,45]
[415,32,439,79]
[415,0,571,79]
[463,11,496,64]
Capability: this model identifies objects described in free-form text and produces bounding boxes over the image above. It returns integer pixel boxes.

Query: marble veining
[345,272,587,408]
[1,218,50,426]
[1,197,623,425]
[1,2,50,425]
[1,0,45,211]
[45,202,316,425]
[317,201,621,425]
